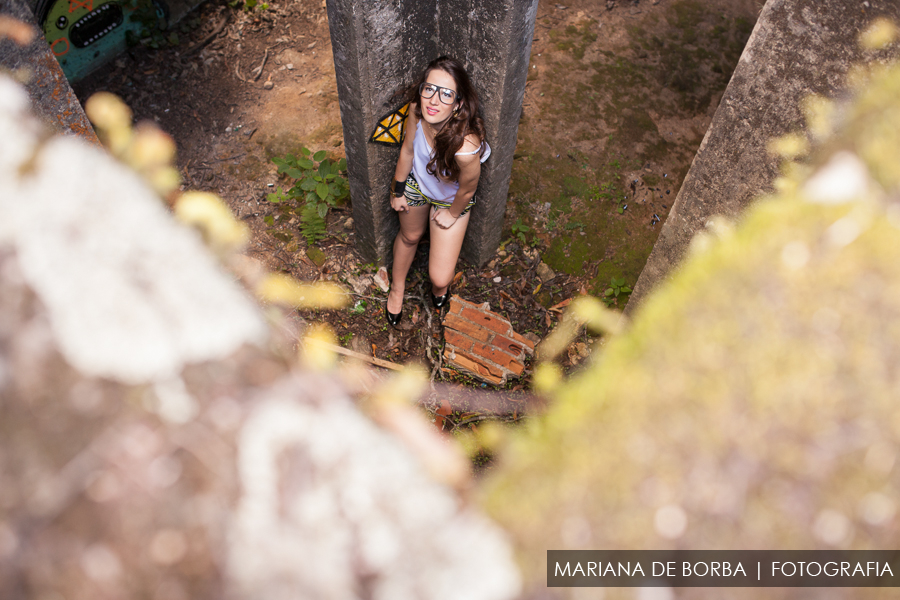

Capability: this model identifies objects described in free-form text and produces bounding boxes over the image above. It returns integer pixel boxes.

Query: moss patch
[507,2,756,300]
[228,154,267,180]
[258,131,306,160]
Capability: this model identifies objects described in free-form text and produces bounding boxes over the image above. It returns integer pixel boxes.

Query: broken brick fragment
[441,295,535,386]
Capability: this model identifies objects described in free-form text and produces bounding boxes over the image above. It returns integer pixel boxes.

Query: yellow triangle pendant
[370,103,410,146]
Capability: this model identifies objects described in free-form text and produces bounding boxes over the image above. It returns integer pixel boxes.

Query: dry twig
[234,59,247,82]
[306,337,404,371]
[252,48,269,82]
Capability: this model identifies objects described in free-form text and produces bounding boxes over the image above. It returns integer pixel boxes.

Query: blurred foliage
[84,92,347,342]
[255,273,347,310]
[84,92,181,199]
[174,191,249,254]
[482,27,900,599]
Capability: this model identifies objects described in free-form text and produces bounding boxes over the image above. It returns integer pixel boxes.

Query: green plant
[510,218,531,245]
[349,299,367,316]
[597,182,617,200]
[602,276,632,307]
[268,148,349,244]
[125,0,180,49]
[228,0,268,10]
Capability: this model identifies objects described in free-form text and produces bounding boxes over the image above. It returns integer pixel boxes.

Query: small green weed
[228,0,268,10]
[510,218,531,245]
[349,299,367,315]
[268,148,349,244]
[602,276,632,307]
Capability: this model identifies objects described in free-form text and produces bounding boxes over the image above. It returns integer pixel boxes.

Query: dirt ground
[73,0,764,392]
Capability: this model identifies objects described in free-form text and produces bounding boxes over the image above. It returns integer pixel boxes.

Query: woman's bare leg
[388,204,430,313]
[428,209,471,297]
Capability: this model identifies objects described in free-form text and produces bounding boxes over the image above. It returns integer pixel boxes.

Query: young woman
[385,56,490,326]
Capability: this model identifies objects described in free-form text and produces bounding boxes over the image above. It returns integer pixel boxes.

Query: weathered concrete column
[0,0,98,141]
[624,0,900,316]
[326,0,538,266]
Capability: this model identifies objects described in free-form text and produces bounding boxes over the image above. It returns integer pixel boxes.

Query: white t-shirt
[410,120,491,203]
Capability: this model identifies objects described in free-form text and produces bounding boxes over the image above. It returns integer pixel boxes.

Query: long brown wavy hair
[411,56,487,183]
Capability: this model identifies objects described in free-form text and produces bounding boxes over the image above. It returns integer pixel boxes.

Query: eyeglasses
[419,83,457,105]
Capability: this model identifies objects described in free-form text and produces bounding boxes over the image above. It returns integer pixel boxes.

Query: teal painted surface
[36,0,164,82]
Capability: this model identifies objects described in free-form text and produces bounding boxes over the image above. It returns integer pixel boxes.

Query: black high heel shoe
[431,290,450,309]
[385,304,402,327]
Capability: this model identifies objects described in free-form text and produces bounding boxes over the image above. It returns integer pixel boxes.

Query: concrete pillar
[326,0,538,266]
[624,0,900,316]
[0,0,98,142]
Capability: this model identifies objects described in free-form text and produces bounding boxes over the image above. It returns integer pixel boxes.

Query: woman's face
[420,68,460,128]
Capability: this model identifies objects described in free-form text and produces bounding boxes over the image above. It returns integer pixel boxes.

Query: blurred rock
[536,261,556,282]
[0,74,520,600]
[373,266,390,292]
[344,273,374,295]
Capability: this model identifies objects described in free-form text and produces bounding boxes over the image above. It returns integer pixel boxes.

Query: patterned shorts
[402,172,475,216]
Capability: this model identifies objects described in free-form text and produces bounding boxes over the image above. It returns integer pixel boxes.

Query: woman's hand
[391,194,410,213]
[431,206,460,229]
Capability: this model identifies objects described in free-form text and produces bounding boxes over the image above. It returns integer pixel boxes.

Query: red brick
[443,313,492,342]
[452,295,481,310]
[455,348,505,378]
[493,335,524,357]
[445,350,503,385]
[460,307,512,336]
[448,295,465,315]
[443,329,473,352]
[471,342,519,371]
[510,331,536,353]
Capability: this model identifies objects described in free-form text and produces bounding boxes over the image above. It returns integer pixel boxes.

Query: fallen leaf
[434,398,452,432]
[549,297,573,313]
[298,253,317,268]
[544,311,552,327]
[499,290,520,306]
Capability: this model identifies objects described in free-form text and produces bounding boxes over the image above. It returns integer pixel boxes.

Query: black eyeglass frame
[418,83,458,105]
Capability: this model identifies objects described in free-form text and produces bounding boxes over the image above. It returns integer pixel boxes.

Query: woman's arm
[390,104,418,213]
[431,135,481,229]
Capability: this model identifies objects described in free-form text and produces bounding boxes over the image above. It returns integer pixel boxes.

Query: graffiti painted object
[37,0,163,81]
